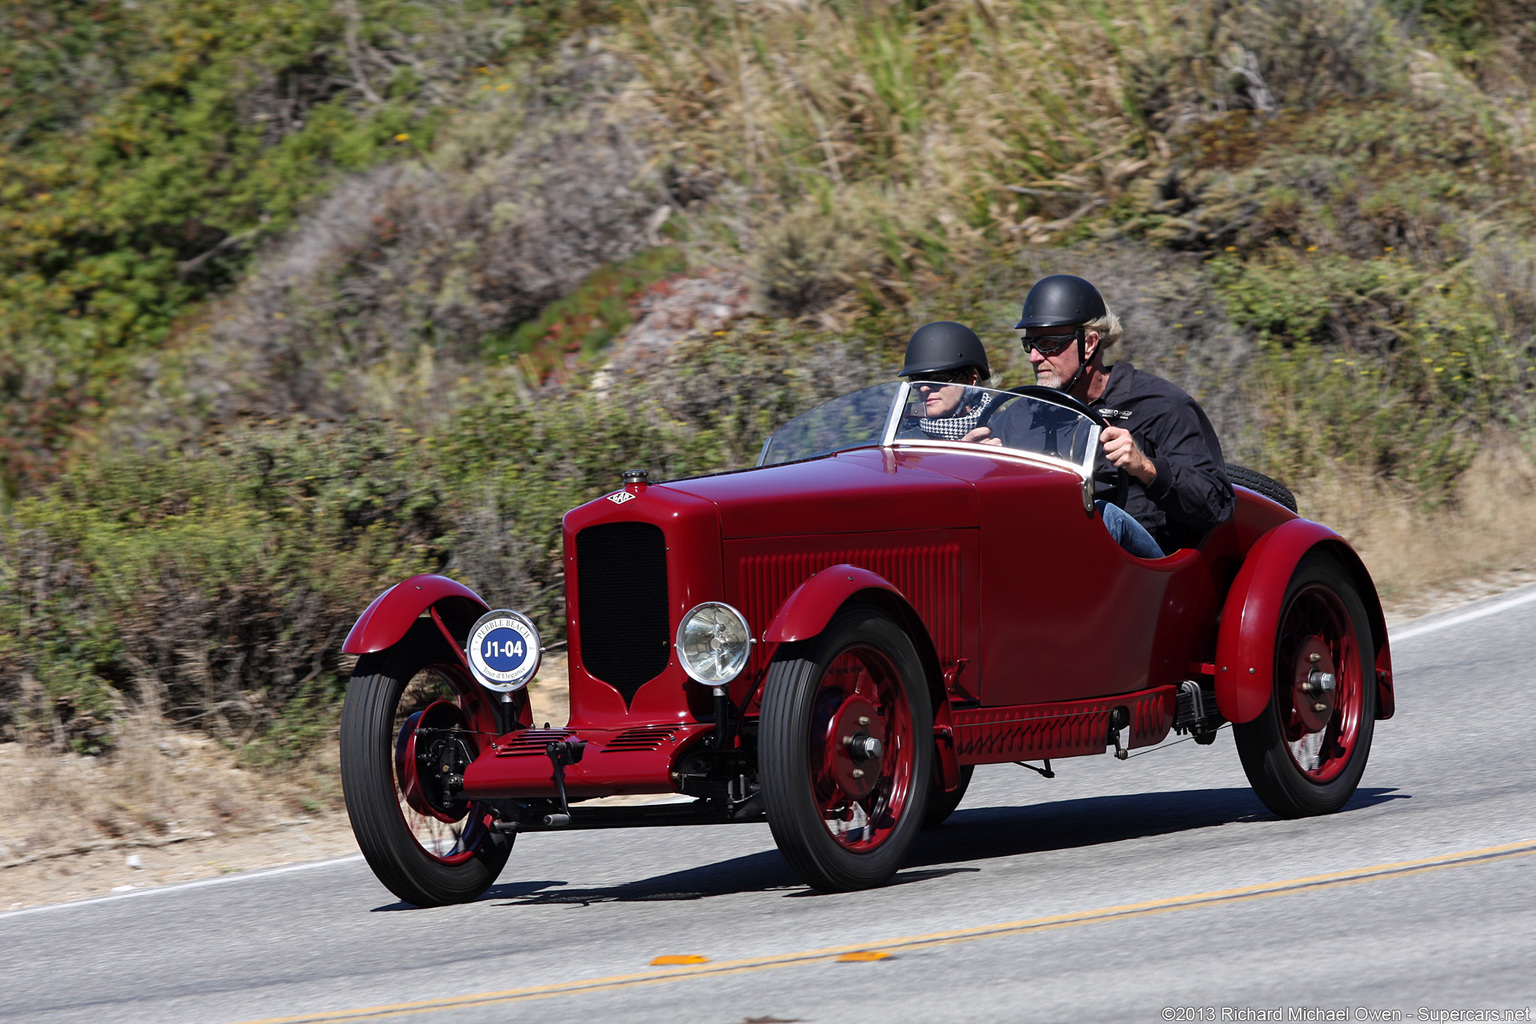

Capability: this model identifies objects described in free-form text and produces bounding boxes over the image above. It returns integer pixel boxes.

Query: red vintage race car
[338,381,1395,906]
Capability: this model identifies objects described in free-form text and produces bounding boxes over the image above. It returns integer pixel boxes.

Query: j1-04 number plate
[466,609,541,692]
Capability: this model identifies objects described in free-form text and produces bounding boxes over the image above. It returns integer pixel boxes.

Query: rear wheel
[1234,553,1376,817]
[1227,464,1298,513]
[760,605,933,891]
[340,619,511,906]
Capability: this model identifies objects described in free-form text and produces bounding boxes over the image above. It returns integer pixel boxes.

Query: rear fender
[1215,521,1394,723]
[343,574,491,655]
[762,564,958,790]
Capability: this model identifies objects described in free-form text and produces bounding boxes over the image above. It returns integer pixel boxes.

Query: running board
[952,686,1176,765]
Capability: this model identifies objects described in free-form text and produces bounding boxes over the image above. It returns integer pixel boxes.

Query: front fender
[1215,520,1394,723]
[343,574,491,654]
[762,565,906,643]
[760,563,958,790]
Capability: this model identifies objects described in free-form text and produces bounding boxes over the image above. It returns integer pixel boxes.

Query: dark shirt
[1090,361,1233,551]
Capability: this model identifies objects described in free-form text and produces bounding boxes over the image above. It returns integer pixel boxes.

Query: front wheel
[1233,553,1376,817]
[923,765,974,829]
[340,619,512,906]
[759,605,933,891]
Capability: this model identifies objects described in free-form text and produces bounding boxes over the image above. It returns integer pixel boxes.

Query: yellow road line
[231,838,1536,1024]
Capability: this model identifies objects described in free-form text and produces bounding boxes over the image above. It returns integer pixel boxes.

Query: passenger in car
[1004,274,1234,557]
[894,321,996,442]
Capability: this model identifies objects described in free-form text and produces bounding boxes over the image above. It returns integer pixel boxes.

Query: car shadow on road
[477,850,801,907]
[463,857,986,910]
[909,786,1407,868]
[374,786,1405,910]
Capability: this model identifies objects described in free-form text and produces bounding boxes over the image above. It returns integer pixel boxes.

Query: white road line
[0,853,365,920]
[1391,582,1536,644]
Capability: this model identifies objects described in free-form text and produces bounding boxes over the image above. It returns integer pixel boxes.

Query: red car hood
[664,447,1051,539]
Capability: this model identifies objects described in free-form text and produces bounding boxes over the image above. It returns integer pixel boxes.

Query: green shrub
[0,315,889,749]
[1213,247,1529,493]
[0,0,593,495]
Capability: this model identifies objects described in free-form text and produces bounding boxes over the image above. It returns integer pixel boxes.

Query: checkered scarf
[918,390,995,440]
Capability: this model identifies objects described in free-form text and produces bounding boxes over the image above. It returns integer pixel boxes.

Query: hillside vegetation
[1,0,1534,815]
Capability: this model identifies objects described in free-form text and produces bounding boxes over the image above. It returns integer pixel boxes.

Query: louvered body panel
[952,686,1175,763]
[602,725,681,752]
[734,542,963,685]
[492,728,574,758]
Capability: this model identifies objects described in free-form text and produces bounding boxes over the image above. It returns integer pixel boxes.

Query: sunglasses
[913,368,975,386]
[1023,327,1082,357]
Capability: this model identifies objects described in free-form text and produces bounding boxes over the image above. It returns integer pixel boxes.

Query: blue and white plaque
[466,609,541,693]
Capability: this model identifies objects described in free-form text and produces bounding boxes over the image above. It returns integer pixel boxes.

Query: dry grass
[621,0,1166,296]
[1295,435,1536,616]
[0,654,571,873]
[0,708,334,869]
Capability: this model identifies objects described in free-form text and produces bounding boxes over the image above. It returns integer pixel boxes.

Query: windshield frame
[883,381,1101,479]
[757,381,1102,481]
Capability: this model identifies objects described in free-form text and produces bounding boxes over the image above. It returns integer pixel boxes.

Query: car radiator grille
[575,522,671,704]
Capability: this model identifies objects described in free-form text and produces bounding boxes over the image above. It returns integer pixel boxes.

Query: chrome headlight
[675,602,753,686]
[466,609,542,693]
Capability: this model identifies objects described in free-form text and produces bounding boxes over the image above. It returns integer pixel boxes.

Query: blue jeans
[1097,500,1165,559]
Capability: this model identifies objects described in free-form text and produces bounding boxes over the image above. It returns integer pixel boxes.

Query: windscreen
[758,381,1100,474]
[894,384,1098,465]
[758,383,902,466]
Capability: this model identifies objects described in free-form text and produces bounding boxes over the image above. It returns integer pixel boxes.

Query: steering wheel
[972,389,1010,431]
[1007,385,1109,428]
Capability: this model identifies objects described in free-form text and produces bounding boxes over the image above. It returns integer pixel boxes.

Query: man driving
[994,275,1233,558]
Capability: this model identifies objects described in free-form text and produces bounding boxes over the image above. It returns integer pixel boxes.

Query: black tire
[923,764,974,829]
[1233,553,1376,817]
[759,605,933,891]
[1227,464,1298,513]
[340,618,512,906]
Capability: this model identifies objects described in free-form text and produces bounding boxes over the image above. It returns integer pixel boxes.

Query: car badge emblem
[606,491,636,505]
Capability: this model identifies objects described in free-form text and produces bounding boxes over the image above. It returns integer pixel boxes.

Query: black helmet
[898,321,990,378]
[1014,275,1106,329]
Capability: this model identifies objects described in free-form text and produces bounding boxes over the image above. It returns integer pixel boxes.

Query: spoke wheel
[760,605,932,891]
[340,619,512,906]
[1234,553,1376,817]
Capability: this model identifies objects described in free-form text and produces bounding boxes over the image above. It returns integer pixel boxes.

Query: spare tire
[1227,464,1298,513]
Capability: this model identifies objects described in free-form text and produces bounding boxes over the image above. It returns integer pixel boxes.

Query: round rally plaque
[466,609,541,692]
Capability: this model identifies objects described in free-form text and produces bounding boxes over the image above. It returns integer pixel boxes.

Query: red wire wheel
[1235,553,1378,817]
[760,605,933,891]
[341,619,512,905]
[390,698,483,864]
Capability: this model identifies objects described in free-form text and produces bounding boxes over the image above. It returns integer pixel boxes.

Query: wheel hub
[827,696,885,800]
[395,699,475,823]
[1291,636,1336,734]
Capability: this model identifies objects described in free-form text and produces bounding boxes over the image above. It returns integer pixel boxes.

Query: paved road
[4,587,1536,1024]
